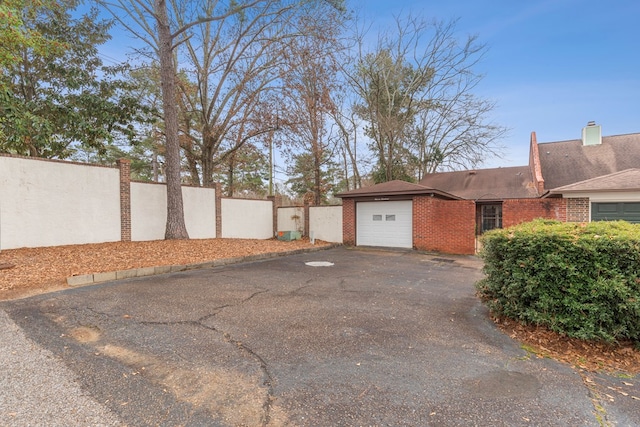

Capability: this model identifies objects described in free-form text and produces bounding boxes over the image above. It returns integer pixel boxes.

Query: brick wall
[566,197,589,222]
[502,198,567,228]
[117,159,131,241]
[342,198,356,246]
[414,197,476,255]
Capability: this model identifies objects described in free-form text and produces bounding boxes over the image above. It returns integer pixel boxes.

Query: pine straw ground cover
[1,239,639,375]
[0,238,330,300]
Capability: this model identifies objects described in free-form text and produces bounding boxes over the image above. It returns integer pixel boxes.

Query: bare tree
[410,92,506,177]
[405,18,506,176]
[101,0,263,239]
[348,14,505,182]
[173,0,299,187]
[109,0,346,195]
[278,6,346,204]
[331,98,365,190]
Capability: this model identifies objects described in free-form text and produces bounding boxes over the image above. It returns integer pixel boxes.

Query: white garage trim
[356,200,413,248]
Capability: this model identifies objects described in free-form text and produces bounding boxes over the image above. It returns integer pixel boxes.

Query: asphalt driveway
[0,247,637,426]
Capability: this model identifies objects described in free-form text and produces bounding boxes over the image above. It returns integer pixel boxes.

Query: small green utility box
[277,231,301,241]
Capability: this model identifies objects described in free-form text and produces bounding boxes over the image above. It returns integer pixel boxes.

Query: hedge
[476,219,640,343]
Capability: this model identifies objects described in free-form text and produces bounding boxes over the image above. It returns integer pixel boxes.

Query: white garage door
[357,201,413,248]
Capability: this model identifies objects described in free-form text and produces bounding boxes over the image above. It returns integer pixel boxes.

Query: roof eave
[550,188,640,195]
[336,188,463,200]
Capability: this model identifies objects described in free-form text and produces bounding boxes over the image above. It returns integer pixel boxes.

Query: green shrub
[476,219,640,343]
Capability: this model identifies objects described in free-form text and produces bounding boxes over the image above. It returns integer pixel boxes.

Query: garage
[356,200,413,248]
[592,202,640,223]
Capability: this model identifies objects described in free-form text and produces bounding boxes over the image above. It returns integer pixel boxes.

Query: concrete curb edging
[66,244,340,287]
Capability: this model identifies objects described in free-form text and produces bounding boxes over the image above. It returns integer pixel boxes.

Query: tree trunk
[313,153,321,205]
[227,152,235,197]
[341,147,349,191]
[201,143,216,188]
[156,0,189,240]
[336,114,361,189]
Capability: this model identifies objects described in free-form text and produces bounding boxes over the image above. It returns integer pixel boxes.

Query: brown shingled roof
[550,168,640,194]
[335,180,461,199]
[418,166,540,200]
[539,133,640,190]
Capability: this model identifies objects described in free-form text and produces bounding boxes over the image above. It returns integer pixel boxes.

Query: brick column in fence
[267,194,282,238]
[117,159,131,242]
[342,198,356,246]
[214,182,222,238]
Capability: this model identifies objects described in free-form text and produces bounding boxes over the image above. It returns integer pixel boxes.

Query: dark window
[480,204,502,233]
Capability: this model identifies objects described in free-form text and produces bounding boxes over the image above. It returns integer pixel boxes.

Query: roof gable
[418,166,539,200]
[539,133,640,190]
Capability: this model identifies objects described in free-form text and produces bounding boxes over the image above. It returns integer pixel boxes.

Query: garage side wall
[502,198,566,228]
[414,197,476,255]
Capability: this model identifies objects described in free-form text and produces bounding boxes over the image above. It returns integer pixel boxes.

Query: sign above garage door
[356,201,413,248]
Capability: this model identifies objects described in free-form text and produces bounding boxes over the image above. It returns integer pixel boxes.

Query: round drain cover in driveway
[305,261,334,267]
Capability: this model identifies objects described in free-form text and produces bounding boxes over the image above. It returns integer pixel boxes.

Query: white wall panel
[277,206,304,233]
[0,157,120,249]
[131,183,216,241]
[130,182,166,241]
[309,206,342,243]
[222,198,272,239]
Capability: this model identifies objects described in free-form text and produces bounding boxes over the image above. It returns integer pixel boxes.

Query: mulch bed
[0,238,329,300]
[494,316,640,375]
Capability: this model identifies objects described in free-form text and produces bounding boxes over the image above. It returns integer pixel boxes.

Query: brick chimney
[529,132,545,194]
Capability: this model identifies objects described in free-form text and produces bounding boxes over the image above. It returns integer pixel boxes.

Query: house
[336,123,640,255]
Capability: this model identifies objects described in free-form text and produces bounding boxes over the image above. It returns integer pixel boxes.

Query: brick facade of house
[502,198,567,228]
[413,197,476,255]
[340,196,575,255]
[566,197,590,222]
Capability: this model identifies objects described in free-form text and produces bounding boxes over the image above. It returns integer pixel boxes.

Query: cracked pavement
[1,247,638,426]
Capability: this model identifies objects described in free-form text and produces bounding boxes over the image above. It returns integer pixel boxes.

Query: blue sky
[98,0,639,170]
[357,0,640,168]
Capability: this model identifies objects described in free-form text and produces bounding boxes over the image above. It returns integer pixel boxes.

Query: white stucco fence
[0,155,344,250]
[277,206,304,233]
[0,157,121,249]
[309,205,343,243]
[221,198,273,239]
[131,182,216,241]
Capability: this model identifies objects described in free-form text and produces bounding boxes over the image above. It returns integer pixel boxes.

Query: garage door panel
[592,202,640,223]
[357,201,412,248]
